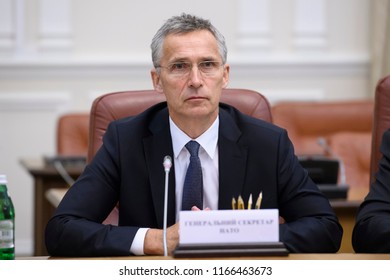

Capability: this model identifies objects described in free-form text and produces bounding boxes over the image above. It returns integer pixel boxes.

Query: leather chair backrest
[272,100,374,197]
[57,113,89,156]
[87,88,272,162]
[272,101,374,155]
[370,75,390,185]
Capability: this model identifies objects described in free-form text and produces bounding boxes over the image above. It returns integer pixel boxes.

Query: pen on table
[247,194,252,210]
[237,195,244,209]
[255,191,263,209]
[232,197,236,210]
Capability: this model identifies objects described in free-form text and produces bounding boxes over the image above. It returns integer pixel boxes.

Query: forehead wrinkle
[161,31,221,64]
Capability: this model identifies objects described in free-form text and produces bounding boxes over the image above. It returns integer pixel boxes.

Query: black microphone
[317,137,347,186]
[162,155,172,256]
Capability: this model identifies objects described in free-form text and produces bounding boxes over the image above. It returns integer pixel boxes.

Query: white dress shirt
[130,116,219,255]
[170,116,219,220]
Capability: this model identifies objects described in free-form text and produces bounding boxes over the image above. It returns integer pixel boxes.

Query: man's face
[151,30,230,124]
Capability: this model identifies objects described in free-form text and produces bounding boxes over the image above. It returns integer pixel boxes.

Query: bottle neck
[0,184,9,198]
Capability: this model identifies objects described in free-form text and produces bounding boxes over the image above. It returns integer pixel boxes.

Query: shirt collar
[170,116,219,159]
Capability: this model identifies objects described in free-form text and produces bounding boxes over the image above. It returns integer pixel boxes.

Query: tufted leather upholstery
[370,75,390,185]
[87,88,272,161]
[57,113,89,156]
[272,100,374,199]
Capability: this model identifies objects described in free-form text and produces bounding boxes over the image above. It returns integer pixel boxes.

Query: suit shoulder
[220,103,284,134]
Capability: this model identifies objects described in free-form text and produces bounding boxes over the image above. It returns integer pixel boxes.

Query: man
[45,13,342,256]
[353,129,390,252]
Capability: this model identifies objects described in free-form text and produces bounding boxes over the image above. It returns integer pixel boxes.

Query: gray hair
[151,13,228,69]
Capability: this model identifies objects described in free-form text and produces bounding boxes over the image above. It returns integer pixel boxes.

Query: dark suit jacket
[45,102,342,256]
[353,129,390,253]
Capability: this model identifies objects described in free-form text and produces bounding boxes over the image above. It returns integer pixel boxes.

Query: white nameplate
[179,209,279,245]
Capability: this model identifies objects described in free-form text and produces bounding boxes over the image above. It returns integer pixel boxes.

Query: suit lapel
[218,108,248,209]
[142,104,248,225]
[143,106,176,228]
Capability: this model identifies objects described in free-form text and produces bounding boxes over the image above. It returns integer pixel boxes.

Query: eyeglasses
[156,61,224,77]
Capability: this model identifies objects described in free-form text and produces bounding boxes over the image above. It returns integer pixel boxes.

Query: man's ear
[222,64,230,88]
[151,69,163,92]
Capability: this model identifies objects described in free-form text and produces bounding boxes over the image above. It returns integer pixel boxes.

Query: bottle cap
[0,174,8,184]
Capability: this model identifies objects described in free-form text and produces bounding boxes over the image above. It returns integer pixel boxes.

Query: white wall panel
[38,0,72,49]
[293,0,327,50]
[237,0,272,51]
[0,0,15,49]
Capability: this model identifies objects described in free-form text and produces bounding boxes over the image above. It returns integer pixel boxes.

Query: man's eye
[171,63,189,71]
[201,61,217,69]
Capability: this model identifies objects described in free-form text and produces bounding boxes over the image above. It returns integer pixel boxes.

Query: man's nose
[187,65,203,87]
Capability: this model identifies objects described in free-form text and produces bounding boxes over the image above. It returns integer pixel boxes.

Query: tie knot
[185,141,200,157]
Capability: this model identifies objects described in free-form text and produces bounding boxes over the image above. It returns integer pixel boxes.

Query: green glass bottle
[0,174,15,260]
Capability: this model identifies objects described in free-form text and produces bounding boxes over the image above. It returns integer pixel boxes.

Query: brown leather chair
[87,88,272,224]
[272,100,374,200]
[87,89,272,161]
[57,113,89,156]
[370,75,390,185]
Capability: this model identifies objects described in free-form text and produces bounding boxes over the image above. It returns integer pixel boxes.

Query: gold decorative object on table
[231,192,262,210]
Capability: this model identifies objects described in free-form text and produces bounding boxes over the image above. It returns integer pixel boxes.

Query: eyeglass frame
[155,60,225,77]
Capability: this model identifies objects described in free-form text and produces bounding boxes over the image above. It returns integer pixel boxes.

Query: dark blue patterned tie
[182,141,203,210]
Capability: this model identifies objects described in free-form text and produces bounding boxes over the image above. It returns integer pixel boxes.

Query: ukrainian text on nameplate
[179,209,279,245]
